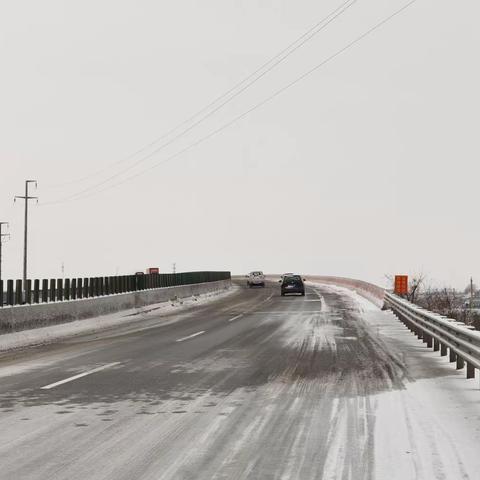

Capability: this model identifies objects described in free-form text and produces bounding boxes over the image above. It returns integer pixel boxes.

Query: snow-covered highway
[0,281,479,479]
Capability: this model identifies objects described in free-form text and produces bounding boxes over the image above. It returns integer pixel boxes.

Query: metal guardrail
[384,291,480,379]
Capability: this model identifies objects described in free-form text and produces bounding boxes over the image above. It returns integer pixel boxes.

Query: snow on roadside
[373,377,480,480]
[311,280,480,477]
[370,311,480,479]
[307,281,380,312]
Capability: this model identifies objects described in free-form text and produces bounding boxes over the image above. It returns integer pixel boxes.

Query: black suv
[280,275,305,296]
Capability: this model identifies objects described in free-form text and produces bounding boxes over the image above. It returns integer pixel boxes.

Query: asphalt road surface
[0,282,479,479]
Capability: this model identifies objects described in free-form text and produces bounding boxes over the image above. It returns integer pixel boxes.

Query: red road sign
[394,275,409,295]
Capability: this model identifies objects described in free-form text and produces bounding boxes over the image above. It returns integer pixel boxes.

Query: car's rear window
[252,272,263,276]
[284,275,302,283]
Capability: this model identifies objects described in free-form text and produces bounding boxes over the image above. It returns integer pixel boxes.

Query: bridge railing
[385,291,480,379]
[0,271,231,307]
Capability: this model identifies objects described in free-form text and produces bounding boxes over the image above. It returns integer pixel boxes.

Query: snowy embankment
[0,286,236,353]
[310,281,480,479]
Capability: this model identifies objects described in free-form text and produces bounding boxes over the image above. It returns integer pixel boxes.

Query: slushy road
[0,281,479,479]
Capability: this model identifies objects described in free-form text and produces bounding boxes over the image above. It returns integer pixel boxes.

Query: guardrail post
[57,279,63,301]
[93,277,99,297]
[433,338,440,352]
[25,279,32,304]
[41,279,48,303]
[0,280,3,307]
[89,277,95,298]
[466,363,475,379]
[49,279,56,302]
[33,279,40,304]
[7,279,13,305]
[456,356,465,370]
[64,278,71,301]
[71,278,77,300]
[449,348,457,363]
[77,278,83,299]
[15,279,22,305]
[440,343,447,356]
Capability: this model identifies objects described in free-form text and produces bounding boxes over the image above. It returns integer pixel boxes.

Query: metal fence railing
[384,291,480,379]
[0,271,231,307]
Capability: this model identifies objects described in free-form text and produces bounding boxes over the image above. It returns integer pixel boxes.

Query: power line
[43,0,358,192]
[43,0,417,205]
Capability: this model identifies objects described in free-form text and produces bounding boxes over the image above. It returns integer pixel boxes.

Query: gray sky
[1,0,479,288]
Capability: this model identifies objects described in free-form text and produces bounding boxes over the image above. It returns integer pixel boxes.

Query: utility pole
[470,277,474,317]
[14,180,38,289]
[0,222,10,287]
[172,262,176,274]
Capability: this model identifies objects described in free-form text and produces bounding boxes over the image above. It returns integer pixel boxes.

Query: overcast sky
[1,0,479,288]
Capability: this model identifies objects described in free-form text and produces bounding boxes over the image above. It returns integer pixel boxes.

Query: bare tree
[407,273,425,303]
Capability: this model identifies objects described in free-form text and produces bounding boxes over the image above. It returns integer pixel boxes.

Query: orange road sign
[394,275,409,295]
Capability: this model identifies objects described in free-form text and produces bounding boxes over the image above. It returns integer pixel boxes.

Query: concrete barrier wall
[0,280,231,334]
[305,275,385,308]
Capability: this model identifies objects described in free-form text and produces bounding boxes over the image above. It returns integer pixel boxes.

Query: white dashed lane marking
[176,331,206,343]
[41,362,121,390]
